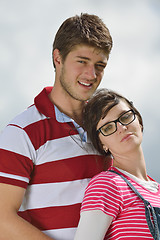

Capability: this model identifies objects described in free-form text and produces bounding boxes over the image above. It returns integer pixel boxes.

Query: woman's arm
[74,210,113,240]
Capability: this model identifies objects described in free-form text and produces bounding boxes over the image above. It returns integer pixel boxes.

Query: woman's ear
[103,145,109,153]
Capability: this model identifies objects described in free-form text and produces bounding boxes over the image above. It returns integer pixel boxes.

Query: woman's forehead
[103,100,130,117]
[98,100,130,127]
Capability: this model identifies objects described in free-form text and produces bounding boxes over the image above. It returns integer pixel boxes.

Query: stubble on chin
[59,67,96,102]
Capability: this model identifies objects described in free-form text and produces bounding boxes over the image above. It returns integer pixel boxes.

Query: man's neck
[48,87,84,126]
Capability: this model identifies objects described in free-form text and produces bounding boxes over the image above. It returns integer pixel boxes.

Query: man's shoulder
[8,86,55,129]
[8,104,47,129]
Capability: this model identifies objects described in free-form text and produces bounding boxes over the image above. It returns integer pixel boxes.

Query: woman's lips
[121,133,133,142]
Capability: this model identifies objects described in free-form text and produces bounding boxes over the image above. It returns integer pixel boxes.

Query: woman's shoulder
[87,167,124,188]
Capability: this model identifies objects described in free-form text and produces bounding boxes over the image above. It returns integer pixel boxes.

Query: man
[0,13,113,240]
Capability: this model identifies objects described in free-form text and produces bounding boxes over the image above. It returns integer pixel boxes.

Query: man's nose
[85,65,97,79]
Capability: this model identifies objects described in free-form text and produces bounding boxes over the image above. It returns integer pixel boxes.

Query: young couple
[0,13,159,240]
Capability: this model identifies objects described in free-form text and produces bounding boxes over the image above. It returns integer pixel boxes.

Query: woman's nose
[117,122,127,133]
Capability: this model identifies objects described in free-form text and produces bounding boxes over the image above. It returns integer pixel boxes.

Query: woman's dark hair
[83,88,143,156]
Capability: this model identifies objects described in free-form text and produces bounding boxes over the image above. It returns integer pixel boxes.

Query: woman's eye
[103,124,113,133]
[121,113,132,122]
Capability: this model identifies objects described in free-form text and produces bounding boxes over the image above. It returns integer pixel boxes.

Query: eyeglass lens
[100,110,135,136]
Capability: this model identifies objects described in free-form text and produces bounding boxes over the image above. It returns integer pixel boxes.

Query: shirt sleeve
[74,210,113,240]
[0,124,35,188]
[81,172,123,220]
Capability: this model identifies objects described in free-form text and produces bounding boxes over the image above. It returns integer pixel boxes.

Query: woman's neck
[113,148,148,181]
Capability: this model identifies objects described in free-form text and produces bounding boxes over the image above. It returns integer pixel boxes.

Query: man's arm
[0,183,55,240]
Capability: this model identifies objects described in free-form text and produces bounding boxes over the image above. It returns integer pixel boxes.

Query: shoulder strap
[109,169,159,240]
[108,169,148,205]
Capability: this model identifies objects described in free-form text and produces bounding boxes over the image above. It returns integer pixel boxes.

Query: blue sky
[0,0,160,181]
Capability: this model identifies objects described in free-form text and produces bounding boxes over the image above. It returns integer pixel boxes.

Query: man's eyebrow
[76,56,107,64]
[76,56,90,60]
[97,61,107,65]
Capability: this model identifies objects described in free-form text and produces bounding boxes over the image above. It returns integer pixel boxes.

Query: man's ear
[53,49,62,67]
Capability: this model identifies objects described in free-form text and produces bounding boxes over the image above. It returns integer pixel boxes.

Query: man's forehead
[70,44,108,61]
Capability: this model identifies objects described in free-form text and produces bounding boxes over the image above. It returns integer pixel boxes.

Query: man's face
[58,45,108,102]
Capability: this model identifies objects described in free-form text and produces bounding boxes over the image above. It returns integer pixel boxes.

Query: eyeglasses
[97,109,136,137]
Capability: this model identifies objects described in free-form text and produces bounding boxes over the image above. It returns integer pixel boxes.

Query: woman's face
[96,100,143,157]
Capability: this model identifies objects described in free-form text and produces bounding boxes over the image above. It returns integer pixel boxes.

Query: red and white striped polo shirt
[0,87,111,240]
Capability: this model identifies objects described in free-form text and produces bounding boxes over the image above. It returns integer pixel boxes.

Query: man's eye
[95,64,106,71]
[78,60,85,64]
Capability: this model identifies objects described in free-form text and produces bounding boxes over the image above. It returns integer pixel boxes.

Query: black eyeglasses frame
[97,109,136,137]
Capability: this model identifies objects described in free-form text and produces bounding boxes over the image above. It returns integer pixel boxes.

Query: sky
[0,0,160,181]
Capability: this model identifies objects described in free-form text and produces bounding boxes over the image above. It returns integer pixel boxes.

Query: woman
[74,89,160,240]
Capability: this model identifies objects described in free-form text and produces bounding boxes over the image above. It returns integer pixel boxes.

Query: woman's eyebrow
[102,109,129,121]
[118,110,130,117]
